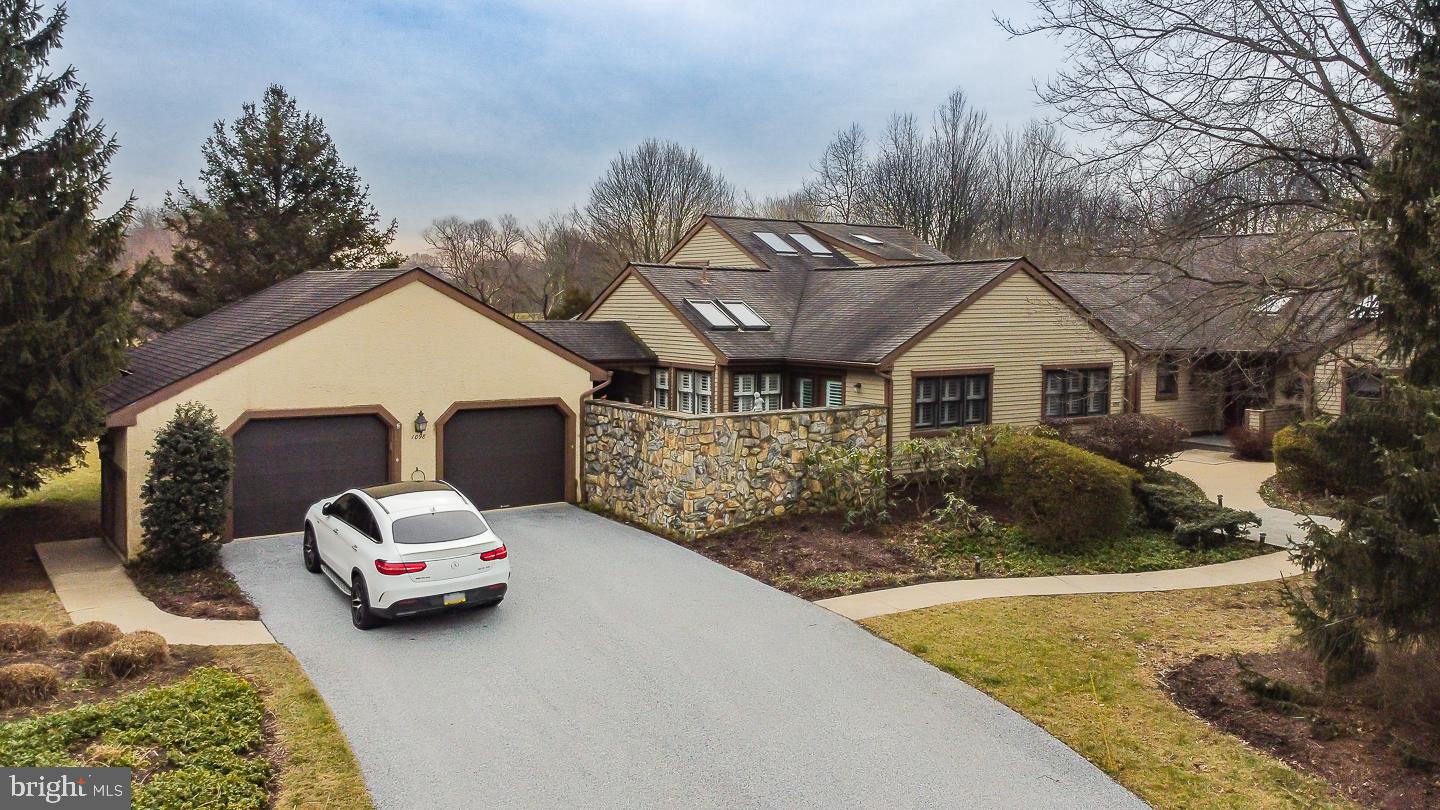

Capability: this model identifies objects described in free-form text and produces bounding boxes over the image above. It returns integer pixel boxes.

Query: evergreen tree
[139,403,232,571]
[141,85,400,330]
[1288,1,1440,684]
[0,1,135,496]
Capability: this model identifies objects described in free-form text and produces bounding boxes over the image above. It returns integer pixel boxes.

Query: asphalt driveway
[223,504,1142,809]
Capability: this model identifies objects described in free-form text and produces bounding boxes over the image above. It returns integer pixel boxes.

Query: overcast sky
[64,0,1064,253]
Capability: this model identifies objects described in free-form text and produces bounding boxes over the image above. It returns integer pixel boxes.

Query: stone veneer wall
[582,400,887,538]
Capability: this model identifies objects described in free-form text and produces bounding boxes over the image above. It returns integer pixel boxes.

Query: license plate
[443,592,466,606]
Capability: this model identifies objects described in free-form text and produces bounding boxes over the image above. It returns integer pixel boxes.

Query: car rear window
[390,511,489,544]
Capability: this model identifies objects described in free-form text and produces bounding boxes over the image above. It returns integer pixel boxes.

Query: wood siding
[1137,357,1220,433]
[890,271,1128,441]
[669,223,759,268]
[1314,331,1388,416]
[845,369,887,406]
[835,247,874,266]
[589,275,718,367]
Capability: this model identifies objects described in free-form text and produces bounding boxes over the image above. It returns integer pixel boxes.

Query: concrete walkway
[816,551,1301,620]
[818,450,1322,621]
[1164,448,1338,547]
[36,537,274,645]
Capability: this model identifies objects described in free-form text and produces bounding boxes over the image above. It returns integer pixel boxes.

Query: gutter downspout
[878,367,894,481]
[577,372,613,504]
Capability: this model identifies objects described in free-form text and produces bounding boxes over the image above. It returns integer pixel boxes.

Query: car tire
[302,526,321,574]
[481,596,504,608]
[351,574,381,630]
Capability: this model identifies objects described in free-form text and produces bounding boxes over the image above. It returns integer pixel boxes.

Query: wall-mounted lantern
[413,411,428,438]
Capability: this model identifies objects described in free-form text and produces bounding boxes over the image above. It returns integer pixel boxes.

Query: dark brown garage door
[441,406,566,510]
[232,414,391,537]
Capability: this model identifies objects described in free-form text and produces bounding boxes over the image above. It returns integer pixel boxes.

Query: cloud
[61,0,1061,252]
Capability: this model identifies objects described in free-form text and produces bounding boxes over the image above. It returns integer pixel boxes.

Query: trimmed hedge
[988,435,1138,549]
[81,631,170,682]
[56,621,123,653]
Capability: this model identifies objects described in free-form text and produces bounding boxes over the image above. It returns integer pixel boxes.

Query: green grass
[863,582,1353,809]
[213,646,374,810]
[0,667,271,809]
[931,525,1267,579]
[0,445,101,513]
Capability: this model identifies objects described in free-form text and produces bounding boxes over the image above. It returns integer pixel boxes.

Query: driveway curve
[223,504,1142,809]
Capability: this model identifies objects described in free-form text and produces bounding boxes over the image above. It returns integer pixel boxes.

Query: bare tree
[1001,0,1405,232]
[804,123,870,221]
[584,139,735,263]
[929,90,992,255]
[423,215,527,309]
[867,113,936,239]
[520,210,609,317]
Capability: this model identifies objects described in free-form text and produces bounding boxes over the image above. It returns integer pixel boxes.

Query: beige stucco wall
[1314,330,1388,416]
[669,223,760,268]
[119,279,597,556]
[589,274,718,367]
[1137,356,1221,433]
[890,270,1129,441]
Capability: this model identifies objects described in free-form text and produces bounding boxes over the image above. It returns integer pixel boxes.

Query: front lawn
[863,582,1352,809]
[685,510,1269,600]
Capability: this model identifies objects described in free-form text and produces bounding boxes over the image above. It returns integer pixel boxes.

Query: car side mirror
[321,501,333,516]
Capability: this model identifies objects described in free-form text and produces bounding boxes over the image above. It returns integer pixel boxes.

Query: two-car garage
[99,267,606,556]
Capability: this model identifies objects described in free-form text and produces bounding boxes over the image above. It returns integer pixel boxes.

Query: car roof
[361,481,454,499]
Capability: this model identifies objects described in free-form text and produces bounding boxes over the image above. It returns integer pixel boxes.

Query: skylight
[788,233,832,256]
[718,300,770,330]
[1257,294,1292,315]
[754,232,797,254]
[686,299,738,329]
[851,233,884,245]
[1351,294,1380,319]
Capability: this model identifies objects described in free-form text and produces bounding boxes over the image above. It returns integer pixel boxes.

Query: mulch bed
[127,564,259,620]
[0,644,213,722]
[1164,649,1440,809]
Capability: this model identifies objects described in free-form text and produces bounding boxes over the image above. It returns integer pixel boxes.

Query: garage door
[442,406,566,509]
[232,414,391,537]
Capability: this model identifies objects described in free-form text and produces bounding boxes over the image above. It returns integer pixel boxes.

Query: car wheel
[350,574,380,630]
[302,526,321,574]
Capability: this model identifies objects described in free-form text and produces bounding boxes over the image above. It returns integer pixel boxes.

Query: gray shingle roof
[1045,232,1367,353]
[700,216,952,271]
[524,320,654,364]
[632,258,1021,365]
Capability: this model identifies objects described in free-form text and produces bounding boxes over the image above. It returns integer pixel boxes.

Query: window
[823,379,844,407]
[850,233,884,245]
[795,377,815,408]
[677,370,713,414]
[1044,368,1110,419]
[391,510,490,544]
[1256,294,1292,315]
[653,368,670,409]
[754,232,797,254]
[1156,355,1180,398]
[1344,369,1384,410]
[717,300,770,330]
[734,373,781,411]
[788,233,832,255]
[913,374,990,430]
[1351,294,1380,319]
[686,299,738,329]
[332,493,379,541]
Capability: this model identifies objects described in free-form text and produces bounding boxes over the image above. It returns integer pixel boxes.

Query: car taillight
[480,544,507,561]
[375,560,427,575]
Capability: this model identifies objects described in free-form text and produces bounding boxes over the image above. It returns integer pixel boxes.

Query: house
[1045,232,1392,435]
[576,215,1132,443]
[99,266,607,556]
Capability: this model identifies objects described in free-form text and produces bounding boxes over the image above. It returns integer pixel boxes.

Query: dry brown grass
[0,622,50,653]
[55,621,121,652]
[0,662,60,708]
[81,631,170,682]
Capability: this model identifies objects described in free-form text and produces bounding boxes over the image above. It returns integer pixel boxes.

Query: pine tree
[141,85,400,330]
[139,403,233,571]
[0,1,135,496]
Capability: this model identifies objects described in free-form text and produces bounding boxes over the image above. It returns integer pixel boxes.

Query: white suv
[302,481,509,629]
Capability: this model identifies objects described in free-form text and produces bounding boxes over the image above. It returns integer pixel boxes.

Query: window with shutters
[653,368,670,410]
[914,373,989,430]
[823,379,844,407]
[795,377,815,408]
[1044,368,1110,419]
[733,372,781,411]
[675,370,713,415]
